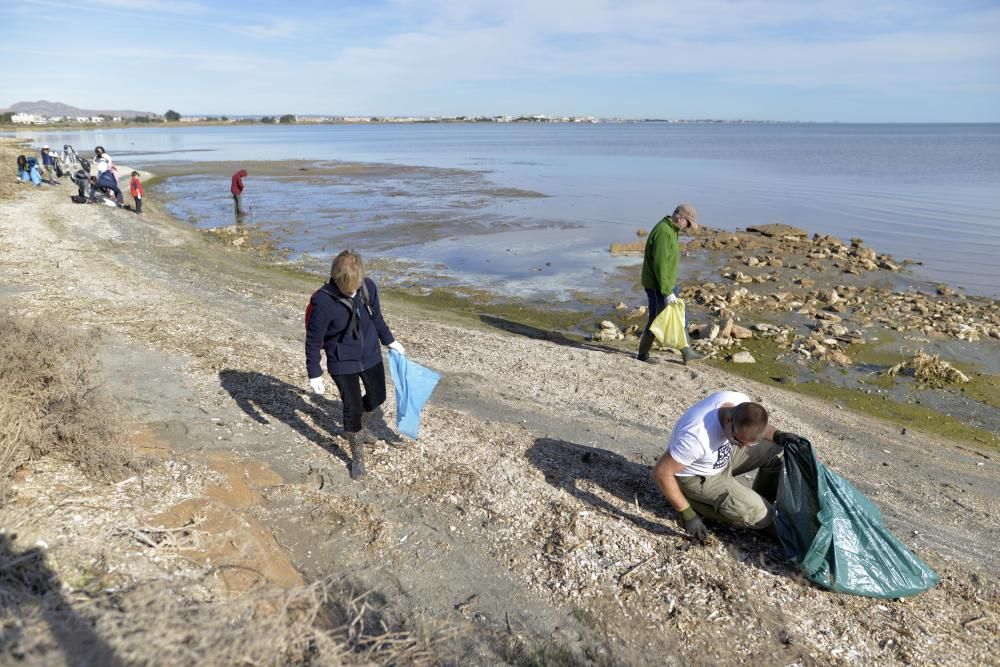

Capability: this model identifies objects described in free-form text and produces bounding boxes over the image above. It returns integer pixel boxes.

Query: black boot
[681,346,704,365]
[359,407,380,445]
[347,431,366,481]
[636,331,655,362]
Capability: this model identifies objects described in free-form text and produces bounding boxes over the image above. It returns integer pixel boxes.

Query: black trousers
[332,362,386,433]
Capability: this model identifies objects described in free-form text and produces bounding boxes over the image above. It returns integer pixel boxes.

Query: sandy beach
[1,137,997,665]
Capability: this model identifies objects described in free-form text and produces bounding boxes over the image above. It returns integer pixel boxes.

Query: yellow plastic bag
[649,299,687,349]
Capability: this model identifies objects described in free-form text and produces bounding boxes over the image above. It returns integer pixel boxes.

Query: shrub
[0,311,130,485]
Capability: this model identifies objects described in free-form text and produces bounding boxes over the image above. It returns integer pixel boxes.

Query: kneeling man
[652,390,802,543]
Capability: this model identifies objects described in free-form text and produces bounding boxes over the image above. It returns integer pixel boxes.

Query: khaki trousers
[676,440,782,530]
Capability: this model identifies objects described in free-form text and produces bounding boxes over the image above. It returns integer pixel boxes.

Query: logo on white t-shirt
[713,442,732,469]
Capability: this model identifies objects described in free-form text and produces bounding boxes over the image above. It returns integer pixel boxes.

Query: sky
[1,0,998,122]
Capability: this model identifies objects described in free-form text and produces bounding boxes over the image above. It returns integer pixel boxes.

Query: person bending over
[651,390,804,543]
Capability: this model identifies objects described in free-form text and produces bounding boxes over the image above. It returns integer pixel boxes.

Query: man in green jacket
[637,203,703,364]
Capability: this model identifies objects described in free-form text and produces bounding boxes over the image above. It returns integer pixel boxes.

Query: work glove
[773,431,804,447]
[666,293,679,305]
[388,340,406,356]
[308,376,325,395]
[679,506,709,544]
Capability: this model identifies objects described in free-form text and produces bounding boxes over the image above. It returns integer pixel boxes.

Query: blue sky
[2,0,998,121]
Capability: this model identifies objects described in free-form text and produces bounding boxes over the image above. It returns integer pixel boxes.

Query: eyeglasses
[727,419,757,447]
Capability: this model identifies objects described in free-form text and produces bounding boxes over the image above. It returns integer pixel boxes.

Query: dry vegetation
[0,310,130,492]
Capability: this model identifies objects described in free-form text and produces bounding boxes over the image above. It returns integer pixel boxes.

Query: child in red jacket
[130,171,144,214]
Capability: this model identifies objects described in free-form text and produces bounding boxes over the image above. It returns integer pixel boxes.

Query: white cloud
[224,19,301,40]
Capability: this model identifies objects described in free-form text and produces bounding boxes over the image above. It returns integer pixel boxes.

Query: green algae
[708,336,999,450]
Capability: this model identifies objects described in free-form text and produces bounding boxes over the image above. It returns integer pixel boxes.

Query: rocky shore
[1,137,997,666]
[599,223,1000,448]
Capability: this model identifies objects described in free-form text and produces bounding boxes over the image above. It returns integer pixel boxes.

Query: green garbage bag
[775,437,939,598]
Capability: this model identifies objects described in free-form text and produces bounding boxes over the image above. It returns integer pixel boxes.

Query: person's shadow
[0,533,121,666]
[526,437,683,538]
[478,314,639,357]
[218,369,351,466]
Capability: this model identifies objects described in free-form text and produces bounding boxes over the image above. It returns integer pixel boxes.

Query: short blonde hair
[330,250,364,294]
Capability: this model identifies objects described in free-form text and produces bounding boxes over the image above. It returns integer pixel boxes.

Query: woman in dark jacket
[305,250,405,480]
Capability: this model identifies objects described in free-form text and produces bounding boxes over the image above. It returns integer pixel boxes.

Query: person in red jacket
[231,168,248,219]
[130,171,144,214]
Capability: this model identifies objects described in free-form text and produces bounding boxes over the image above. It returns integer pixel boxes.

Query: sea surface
[15,123,1000,301]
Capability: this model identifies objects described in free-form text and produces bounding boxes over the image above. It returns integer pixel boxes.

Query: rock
[746,256,760,267]
[731,325,753,339]
[827,350,852,365]
[795,277,816,288]
[730,351,756,363]
[815,312,842,323]
[719,318,734,339]
[831,324,849,336]
[936,284,955,296]
[817,289,840,304]
[747,223,808,238]
[625,306,647,320]
[232,237,246,247]
[615,301,628,310]
[592,323,624,342]
[707,324,721,341]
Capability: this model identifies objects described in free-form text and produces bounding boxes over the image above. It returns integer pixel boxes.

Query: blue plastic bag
[387,349,440,439]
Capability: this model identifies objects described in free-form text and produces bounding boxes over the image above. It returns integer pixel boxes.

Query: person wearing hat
[39,146,58,185]
[636,203,703,364]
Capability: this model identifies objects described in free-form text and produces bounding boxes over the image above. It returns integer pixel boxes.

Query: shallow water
[16,123,1000,300]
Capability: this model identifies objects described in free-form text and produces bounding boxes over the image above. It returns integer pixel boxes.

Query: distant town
[1,104,799,127]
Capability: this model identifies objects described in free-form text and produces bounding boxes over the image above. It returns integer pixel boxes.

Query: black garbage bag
[775,437,939,598]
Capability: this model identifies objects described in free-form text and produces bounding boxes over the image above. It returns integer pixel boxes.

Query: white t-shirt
[667,390,751,477]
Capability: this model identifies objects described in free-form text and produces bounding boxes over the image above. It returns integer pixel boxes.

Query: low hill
[2,100,158,118]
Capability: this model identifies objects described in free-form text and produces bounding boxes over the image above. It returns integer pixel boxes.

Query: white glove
[308,376,325,394]
[388,340,406,356]
[666,293,679,305]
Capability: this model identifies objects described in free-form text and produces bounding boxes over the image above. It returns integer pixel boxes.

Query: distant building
[11,113,44,124]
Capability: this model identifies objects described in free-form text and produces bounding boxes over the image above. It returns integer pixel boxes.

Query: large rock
[730,351,756,363]
[731,325,753,339]
[747,223,809,238]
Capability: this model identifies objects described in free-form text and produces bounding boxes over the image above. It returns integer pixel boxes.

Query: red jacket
[130,176,143,198]
[231,169,247,195]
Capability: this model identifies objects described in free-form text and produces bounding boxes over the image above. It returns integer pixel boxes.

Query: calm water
[16,123,1000,300]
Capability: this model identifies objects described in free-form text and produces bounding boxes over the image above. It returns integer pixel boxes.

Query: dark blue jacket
[97,170,118,190]
[305,278,395,377]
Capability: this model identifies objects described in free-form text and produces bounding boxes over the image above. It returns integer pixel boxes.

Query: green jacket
[640,217,680,294]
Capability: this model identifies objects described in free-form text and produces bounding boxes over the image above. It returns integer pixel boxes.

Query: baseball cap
[673,203,698,226]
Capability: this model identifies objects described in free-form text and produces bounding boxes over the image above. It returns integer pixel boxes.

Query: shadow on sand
[526,437,790,574]
[0,533,121,666]
[218,369,351,466]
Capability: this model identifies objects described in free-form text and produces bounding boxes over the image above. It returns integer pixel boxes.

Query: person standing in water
[231,168,248,219]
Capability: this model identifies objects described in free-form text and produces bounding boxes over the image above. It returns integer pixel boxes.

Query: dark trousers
[134,196,142,213]
[332,362,387,433]
[642,285,682,334]
[233,193,244,217]
[92,184,124,206]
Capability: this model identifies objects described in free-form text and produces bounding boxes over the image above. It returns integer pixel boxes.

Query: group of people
[305,202,805,545]
[16,145,144,212]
